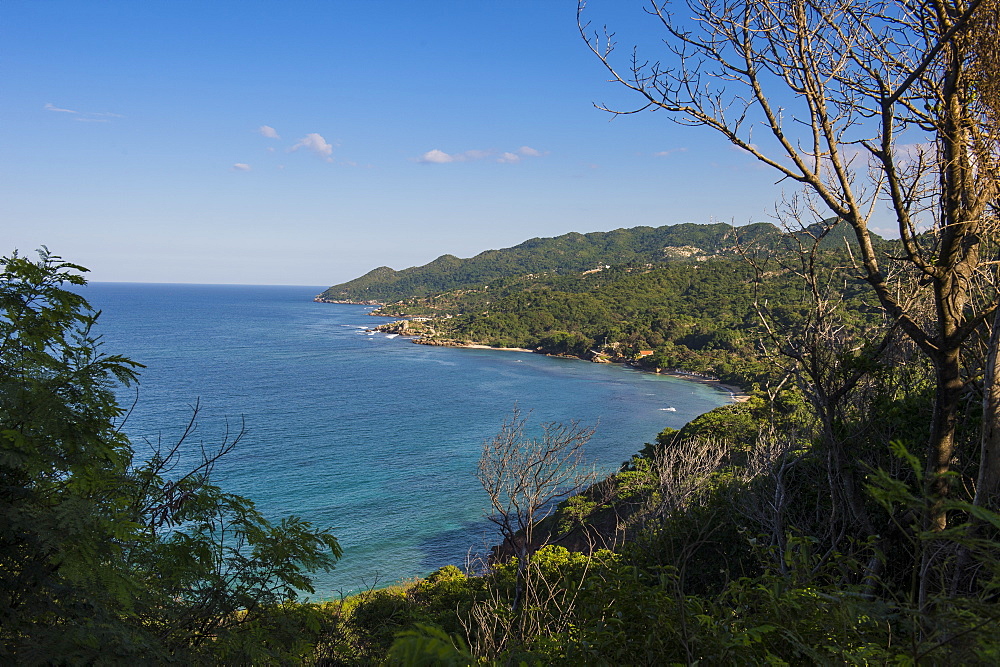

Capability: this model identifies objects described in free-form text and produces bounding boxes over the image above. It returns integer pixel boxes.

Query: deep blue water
[80,282,730,597]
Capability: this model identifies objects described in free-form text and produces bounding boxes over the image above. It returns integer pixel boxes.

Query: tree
[0,249,341,662]
[968,0,1000,512]
[743,221,898,542]
[579,0,999,541]
[476,407,596,612]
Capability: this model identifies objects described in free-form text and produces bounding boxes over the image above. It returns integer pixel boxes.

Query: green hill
[318,219,888,387]
[317,222,783,303]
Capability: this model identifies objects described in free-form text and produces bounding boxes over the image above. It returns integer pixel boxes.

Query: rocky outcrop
[313,297,383,305]
[373,320,410,335]
[372,319,437,336]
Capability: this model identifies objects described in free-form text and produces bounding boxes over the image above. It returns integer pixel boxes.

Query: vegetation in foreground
[0,250,341,664]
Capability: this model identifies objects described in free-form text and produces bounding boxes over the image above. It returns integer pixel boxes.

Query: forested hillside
[335,221,885,390]
[317,222,782,303]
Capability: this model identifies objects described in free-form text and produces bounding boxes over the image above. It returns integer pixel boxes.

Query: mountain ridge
[318,222,788,303]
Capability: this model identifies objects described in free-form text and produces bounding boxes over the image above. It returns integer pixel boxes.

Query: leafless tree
[476,407,597,612]
[739,210,917,550]
[647,433,730,521]
[579,0,1000,549]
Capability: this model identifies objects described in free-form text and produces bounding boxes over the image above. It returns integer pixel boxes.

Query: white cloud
[420,149,456,163]
[232,163,252,171]
[258,125,280,139]
[291,133,334,161]
[46,103,124,122]
[419,146,546,164]
[653,148,688,157]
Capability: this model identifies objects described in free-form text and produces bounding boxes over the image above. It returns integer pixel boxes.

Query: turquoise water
[81,283,730,597]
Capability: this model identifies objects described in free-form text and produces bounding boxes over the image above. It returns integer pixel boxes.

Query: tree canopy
[0,249,341,662]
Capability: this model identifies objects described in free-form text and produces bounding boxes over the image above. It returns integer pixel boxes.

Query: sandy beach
[656,370,750,402]
[457,343,534,352]
[412,338,534,353]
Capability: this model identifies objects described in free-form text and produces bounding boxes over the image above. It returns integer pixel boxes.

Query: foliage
[0,249,341,662]
[312,567,489,665]
[582,0,1000,545]
[387,623,477,666]
[7,16,998,651]
[477,407,597,617]
[366,376,1000,664]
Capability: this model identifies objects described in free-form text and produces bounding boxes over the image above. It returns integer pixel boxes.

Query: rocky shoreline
[313,297,383,306]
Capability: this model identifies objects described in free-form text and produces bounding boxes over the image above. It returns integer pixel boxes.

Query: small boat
[385,333,399,339]
[660,406,677,412]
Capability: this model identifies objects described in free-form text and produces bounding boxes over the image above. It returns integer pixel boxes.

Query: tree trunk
[925,347,963,532]
[976,306,1000,509]
[921,346,963,606]
[950,306,1000,595]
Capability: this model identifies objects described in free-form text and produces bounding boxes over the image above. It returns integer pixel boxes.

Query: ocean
[81,282,730,597]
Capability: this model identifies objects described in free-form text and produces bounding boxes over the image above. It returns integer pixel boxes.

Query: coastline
[450,343,534,353]
[314,297,383,306]
[652,370,750,403]
[409,336,750,403]
[414,339,534,353]
[356,312,750,404]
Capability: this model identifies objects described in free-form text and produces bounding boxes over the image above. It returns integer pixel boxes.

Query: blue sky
[4,1,796,286]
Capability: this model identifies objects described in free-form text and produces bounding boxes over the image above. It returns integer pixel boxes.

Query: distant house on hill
[637,350,654,358]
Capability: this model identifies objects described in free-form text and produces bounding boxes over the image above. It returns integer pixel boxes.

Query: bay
[80,282,730,597]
